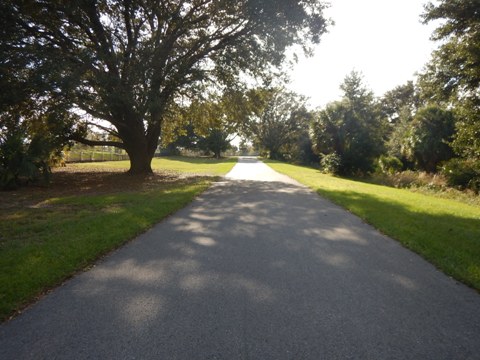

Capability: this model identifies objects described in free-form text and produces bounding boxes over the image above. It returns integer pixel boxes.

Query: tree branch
[85,122,120,137]
[70,134,125,149]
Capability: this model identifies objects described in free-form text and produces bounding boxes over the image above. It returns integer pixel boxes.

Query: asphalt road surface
[1,157,480,359]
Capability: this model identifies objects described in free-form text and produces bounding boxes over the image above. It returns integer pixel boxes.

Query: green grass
[265,160,480,291]
[71,156,237,175]
[0,156,237,321]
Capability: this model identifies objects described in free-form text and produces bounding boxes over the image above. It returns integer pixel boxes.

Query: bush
[378,155,403,174]
[0,131,52,190]
[0,118,67,190]
[441,158,480,192]
[320,152,342,175]
[388,170,420,188]
[370,170,447,190]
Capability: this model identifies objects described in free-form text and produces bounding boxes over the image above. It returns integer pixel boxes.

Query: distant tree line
[243,0,480,192]
[247,63,478,192]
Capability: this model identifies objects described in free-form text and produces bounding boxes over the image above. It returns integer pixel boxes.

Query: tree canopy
[312,71,385,175]
[380,81,421,124]
[421,0,480,103]
[420,0,480,160]
[246,88,311,161]
[405,105,455,173]
[3,0,329,173]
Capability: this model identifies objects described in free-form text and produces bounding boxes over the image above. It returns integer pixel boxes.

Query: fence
[65,150,129,163]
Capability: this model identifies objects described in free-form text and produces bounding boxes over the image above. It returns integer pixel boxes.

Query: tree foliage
[381,81,423,168]
[380,81,421,124]
[403,105,455,173]
[421,0,480,160]
[451,100,480,159]
[422,0,480,103]
[0,102,75,189]
[3,0,329,174]
[441,157,480,192]
[312,71,385,175]
[247,88,311,161]
[0,1,77,189]
[198,128,231,159]
[164,88,259,157]
[385,110,413,166]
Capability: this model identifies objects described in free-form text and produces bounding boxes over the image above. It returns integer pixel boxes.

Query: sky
[287,0,440,109]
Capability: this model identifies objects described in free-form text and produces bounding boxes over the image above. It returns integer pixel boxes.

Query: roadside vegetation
[367,170,480,207]
[265,160,480,292]
[0,157,236,321]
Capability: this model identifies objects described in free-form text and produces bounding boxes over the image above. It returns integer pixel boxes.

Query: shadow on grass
[315,187,480,291]
[0,175,214,321]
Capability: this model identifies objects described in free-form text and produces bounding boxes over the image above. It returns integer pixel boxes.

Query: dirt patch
[0,166,187,212]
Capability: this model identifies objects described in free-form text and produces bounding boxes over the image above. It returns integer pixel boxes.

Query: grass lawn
[0,156,236,321]
[265,160,480,291]
[72,156,238,175]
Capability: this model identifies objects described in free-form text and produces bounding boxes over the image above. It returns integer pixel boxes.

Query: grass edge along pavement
[0,157,237,322]
[264,160,480,292]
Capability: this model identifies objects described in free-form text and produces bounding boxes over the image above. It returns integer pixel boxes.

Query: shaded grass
[0,157,237,321]
[265,160,480,291]
[70,156,237,175]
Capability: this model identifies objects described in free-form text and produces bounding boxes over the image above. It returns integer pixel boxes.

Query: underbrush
[370,170,446,189]
[368,171,480,207]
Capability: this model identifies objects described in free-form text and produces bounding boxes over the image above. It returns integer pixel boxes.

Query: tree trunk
[118,114,161,175]
[123,136,154,174]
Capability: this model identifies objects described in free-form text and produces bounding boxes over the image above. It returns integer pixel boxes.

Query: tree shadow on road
[311,188,480,291]
[2,180,480,359]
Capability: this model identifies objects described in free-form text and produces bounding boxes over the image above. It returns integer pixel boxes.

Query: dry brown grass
[368,170,480,206]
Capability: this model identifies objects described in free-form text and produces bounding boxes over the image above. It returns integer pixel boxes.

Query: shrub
[390,170,420,188]
[441,158,480,192]
[378,155,403,174]
[0,120,66,190]
[0,131,52,190]
[320,152,342,175]
[370,170,447,190]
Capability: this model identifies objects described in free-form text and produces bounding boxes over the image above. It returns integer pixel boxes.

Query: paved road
[1,157,480,359]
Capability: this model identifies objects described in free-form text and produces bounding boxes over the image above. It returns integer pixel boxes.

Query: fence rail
[65,151,129,163]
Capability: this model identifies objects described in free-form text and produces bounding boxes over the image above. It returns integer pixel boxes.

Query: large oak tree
[4,0,329,173]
